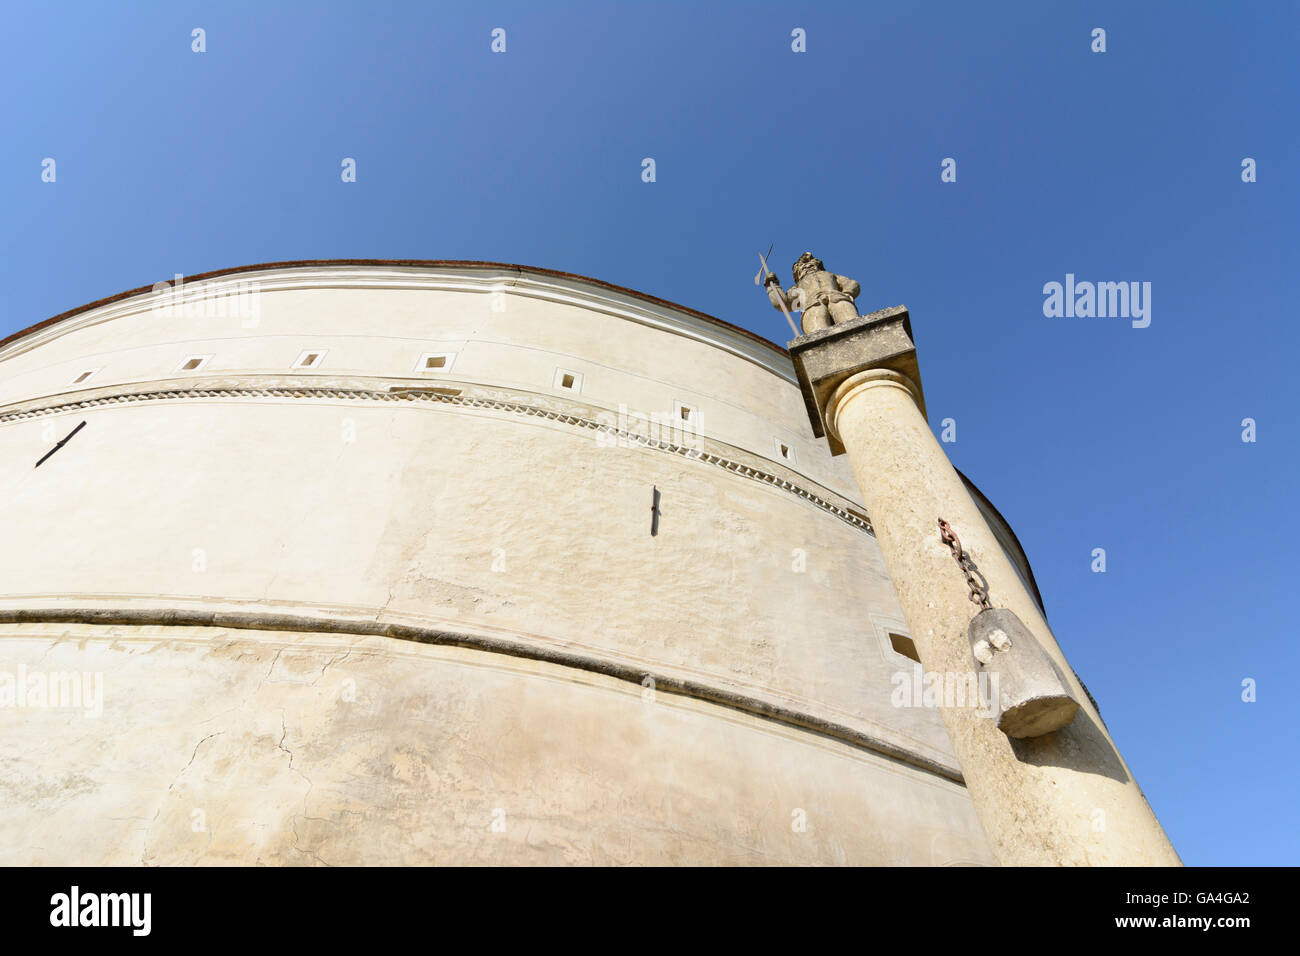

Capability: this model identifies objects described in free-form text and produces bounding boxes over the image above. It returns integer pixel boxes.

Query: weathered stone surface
[822,363,1181,865]
[766,252,862,334]
[0,622,993,866]
[788,305,925,453]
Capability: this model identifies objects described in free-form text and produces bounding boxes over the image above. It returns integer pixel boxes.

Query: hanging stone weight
[968,607,1080,738]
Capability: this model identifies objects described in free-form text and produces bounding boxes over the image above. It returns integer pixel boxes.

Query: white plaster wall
[0,623,992,866]
[0,264,995,864]
[0,266,859,501]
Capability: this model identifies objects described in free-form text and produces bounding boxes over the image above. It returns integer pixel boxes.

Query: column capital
[824,369,924,446]
[787,305,926,455]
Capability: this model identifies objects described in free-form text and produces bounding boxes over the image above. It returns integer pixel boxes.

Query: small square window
[674,401,697,425]
[176,355,212,373]
[70,369,99,385]
[553,368,583,392]
[774,439,795,463]
[294,349,327,369]
[889,632,920,663]
[415,352,455,373]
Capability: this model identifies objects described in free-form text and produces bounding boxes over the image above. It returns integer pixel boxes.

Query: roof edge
[0,258,790,358]
[1,258,1044,613]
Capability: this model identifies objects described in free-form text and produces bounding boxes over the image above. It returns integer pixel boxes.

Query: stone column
[790,306,1181,866]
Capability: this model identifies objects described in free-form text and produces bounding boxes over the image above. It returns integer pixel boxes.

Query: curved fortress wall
[0,263,1001,864]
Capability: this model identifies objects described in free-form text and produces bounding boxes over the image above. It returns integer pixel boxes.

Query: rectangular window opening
[672,400,698,431]
[414,352,456,374]
[73,371,94,384]
[889,633,921,663]
[176,354,213,373]
[553,369,583,392]
[293,349,327,369]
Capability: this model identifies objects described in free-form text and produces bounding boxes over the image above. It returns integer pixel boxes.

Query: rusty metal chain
[938,518,991,611]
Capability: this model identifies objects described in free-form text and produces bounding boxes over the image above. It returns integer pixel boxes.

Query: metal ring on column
[824,368,924,445]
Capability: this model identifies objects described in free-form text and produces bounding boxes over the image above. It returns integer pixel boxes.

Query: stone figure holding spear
[757,250,862,335]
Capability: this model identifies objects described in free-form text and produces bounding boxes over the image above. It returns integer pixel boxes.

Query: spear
[754,246,800,336]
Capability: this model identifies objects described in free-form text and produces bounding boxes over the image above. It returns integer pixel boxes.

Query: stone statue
[765,252,861,334]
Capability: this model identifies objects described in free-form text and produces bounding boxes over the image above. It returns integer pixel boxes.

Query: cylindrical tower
[0,261,1046,865]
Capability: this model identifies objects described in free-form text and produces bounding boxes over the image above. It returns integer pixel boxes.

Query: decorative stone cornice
[0,376,875,537]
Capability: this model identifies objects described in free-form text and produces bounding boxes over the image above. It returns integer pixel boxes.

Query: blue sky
[3,1,1296,865]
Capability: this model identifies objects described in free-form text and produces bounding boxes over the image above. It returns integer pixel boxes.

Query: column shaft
[828,369,1181,866]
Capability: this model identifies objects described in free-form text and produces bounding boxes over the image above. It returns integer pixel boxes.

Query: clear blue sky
[3,2,1296,865]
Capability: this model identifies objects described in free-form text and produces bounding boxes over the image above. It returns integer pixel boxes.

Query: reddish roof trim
[0,259,791,357]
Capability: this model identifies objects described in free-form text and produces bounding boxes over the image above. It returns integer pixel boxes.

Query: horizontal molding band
[0,381,875,536]
[0,606,962,786]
